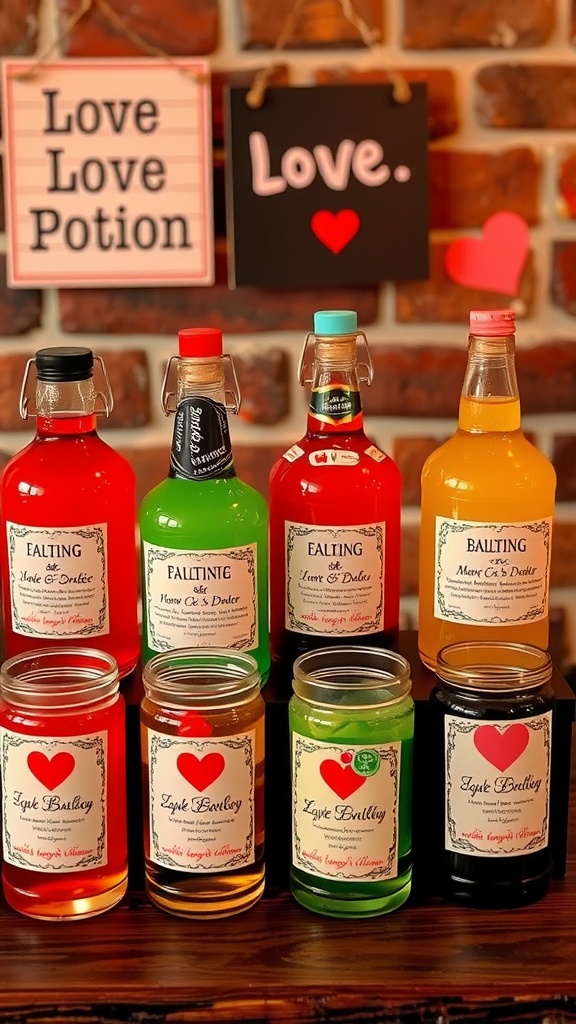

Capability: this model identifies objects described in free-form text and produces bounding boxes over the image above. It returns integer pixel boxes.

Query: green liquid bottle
[289,647,414,918]
[139,328,270,680]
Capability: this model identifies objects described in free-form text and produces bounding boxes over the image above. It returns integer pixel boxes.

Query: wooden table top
[2,639,576,1022]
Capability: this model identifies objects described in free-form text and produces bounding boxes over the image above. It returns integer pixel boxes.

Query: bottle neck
[458,333,521,433]
[169,357,235,481]
[307,336,364,435]
[35,379,98,436]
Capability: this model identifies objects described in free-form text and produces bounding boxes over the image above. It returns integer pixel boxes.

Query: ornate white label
[6,522,109,637]
[285,522,384,635]
[445,712,551,857]
[1,729,107,872]
[434,518,551,625]
[143,542,258,652]
[292,734,400,881]
[147,728,255,873]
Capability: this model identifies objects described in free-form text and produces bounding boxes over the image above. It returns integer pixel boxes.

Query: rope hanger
[245,0,412,109]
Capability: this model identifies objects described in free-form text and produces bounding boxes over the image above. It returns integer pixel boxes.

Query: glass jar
[0,647,127,920]
[431,640,554,907]
[140,648,265,918]
[289,646,414,918]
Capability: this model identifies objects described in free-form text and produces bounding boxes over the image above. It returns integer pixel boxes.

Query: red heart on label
[473,723,530,772]
[311,209,360,254]
[176,752,225,791]
[27,751,75,791]
[319,759,365,799]
[444,211,529,297]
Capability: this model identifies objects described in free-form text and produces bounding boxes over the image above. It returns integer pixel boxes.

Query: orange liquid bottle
[418,309,556,670]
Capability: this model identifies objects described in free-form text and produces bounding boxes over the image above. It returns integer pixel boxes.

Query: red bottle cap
[178,327,223,358]
[469,309,516,336]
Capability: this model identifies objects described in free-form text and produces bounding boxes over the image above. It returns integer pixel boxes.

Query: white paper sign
[1,58,214,287]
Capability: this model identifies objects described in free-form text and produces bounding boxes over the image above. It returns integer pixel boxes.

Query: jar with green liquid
[289,646,414,917]
[139,328,269,681]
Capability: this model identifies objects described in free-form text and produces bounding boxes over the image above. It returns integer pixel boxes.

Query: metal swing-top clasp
[297,330,374,387]
[19,355,114,420]
[161,353,241,417]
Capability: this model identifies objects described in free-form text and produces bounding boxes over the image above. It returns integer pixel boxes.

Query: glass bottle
[139,328,269,680]
[289,646,414,918]
[0,646,127,919]
[418,309,556,670]
[269,310,401,673]
[140,648,265,918]
[0,347,139,678]
[430,640,554,908]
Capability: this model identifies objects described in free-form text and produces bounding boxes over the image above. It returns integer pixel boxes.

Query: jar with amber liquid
[0,647,127,919]
[430,640,554,908]
[141,648,265,918]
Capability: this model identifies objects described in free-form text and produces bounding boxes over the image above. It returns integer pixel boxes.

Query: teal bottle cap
[313,310,358,336]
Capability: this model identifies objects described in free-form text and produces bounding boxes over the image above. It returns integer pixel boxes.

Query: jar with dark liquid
[431,641,554,908]
[140,648,265,918]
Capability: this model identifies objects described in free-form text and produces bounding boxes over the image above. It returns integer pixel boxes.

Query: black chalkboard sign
[225,84,429,288]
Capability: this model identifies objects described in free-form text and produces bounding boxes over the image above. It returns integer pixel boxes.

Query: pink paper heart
[444,211,529,297]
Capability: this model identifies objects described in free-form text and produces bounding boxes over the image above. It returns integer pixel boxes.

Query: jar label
[1,730,107,872]
[309,385,361,424]
[6,522,109,638]
[147,728,256,873]
[285,522,384,636]
[143,542,258,653]
[445,712,552,857]
[434,518,551,625]
[292,734,400,881]
[169,397,233,481]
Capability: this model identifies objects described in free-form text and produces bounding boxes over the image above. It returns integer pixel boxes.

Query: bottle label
[309,385,361,425]
[147,728,256,873]
[292,734,400,881]
[143,542,258,652]
[434,518,551,625]
[1,729,107,872]
[6,523,109,638]
[285,522,384,636]
[308,449,360,467]
[170,397,233,481]
[444,712,551,857]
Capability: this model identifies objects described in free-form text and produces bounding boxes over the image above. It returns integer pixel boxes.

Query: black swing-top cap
[35,347,94,382]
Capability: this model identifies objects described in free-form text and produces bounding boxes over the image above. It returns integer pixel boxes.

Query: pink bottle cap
[469,309,516,336]
[178,327,223,357]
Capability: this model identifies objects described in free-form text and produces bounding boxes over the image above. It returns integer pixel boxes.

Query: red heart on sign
[444,211,529,297]
[311,209,360,254]
[176,752,225,791]
[27,751,75,791]
[473,723,530,772]
[319,759,365,799]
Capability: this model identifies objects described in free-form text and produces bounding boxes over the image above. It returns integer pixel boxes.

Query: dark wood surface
[1,643,576,1021]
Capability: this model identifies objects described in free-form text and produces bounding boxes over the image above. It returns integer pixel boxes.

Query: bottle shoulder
[139,474,268,522]
[421,430,556,482]
[270,434,400,487]
[1,434,135,489]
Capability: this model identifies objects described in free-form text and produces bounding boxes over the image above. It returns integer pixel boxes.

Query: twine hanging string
[246,0,412,109]
[11,0,207,81]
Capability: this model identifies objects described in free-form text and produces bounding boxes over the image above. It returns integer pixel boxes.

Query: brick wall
[1,0,575,669]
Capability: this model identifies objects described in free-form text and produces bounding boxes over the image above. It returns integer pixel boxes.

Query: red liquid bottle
[269,310,401,672]
[0,347,139,678]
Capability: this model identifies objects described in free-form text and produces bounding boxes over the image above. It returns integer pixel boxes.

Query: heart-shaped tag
[319,758,366,799]
[27,751,75,791]
[473,723,530,772]
[444,211,529,296]
[311,209,360,254]
[176,752,225,791]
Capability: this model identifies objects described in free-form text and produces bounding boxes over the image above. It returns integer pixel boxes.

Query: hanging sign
[1,58,214,288]
[225,84,429,288]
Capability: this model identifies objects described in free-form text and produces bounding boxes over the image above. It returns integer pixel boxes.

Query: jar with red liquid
[141,648,265,918]
[0,347,139,678]
[0,647,128,919]
[269,310,401,676]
